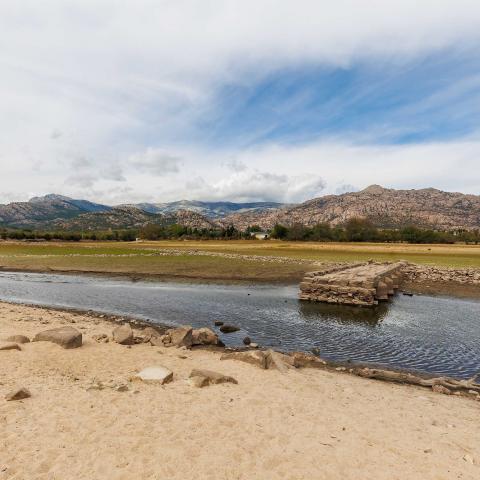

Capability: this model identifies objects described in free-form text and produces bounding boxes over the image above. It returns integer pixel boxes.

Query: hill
[123,200,286,218]
[0,195,111,228]
[221,185,480,231]
[51,207,219,231]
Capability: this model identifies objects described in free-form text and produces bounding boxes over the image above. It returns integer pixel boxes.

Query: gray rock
[242,336,251,345]
[165,326,193,348]
[133,366,173,385]
[5,387,31,401]
[221,349,296,373]
[6,335,30,344]
[142,326,163,343]
[214,321,224,326]
[33,326,82,349]
[189,369,238,388]
[219,325,240,334]
[191,327,219,346]
[221,350,268,369]
[112,324,134,345]
[0,342,21,351]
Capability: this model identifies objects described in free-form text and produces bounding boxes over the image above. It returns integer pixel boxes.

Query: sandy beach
[1,301,479,480]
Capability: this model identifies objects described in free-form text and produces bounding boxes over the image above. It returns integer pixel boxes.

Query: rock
[432,385,452,395]
[214,321,224,327]
[5,335,30,344]
[164,326,193,348]
[220,350,295,373]
[5,387,31,401]
[191,327,219,346]
[291,351,327,368]
[112,324,134,345]
[463,454,474,464]
[219,325,240,334]
[242,336,251,345]
[249,343,259,349]
[189,369,238,388]
[133,366,173,385]
[150,335,167,347]
[265,349,295,373]
[142,327,163,343]
[221,350,268,369]
[0,342,21,351]
[115,384,129,392]
[33,326,82,349]
[189,375,209,388]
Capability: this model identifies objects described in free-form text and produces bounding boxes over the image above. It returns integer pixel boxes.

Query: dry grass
[0,240,478,284]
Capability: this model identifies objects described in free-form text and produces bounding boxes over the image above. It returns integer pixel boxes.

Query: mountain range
[0,186,479,231]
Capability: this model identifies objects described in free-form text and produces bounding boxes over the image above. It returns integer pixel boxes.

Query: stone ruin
[299,261,406,306]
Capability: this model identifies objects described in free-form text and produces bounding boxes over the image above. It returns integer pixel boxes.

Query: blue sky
[196,50,480,148]
[1,1,480,204]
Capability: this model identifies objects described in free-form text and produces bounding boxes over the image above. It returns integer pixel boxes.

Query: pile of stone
[402,264,480,285]
[299,261,405,306]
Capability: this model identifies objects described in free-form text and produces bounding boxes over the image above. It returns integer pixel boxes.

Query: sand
[0,302,479,480]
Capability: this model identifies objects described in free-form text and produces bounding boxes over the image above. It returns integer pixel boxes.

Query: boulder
[242,336,251,345]
[133,366,173,385]
[0,342,21,351]
[164,326,193,348]
[112,324,134,345]
[214,321,224,327]
[290,351,327,369]
[221,350,296,373]
[219,325,240,334]
[6,335,30,344]
[191,328,219,346]
[220,350,268,369]
[264,349,295,373]
[5,387,31,401]
[33,326,82,349]
[142,326,163,343]
[189,369,238,388]
[150,335,167,347]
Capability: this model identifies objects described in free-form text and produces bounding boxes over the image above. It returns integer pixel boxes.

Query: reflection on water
[0,271,478,379]
[299,301,389,326]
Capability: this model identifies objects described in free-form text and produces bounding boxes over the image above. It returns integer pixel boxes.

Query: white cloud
[1,1,480,203]
[185,170,326,203]
[129,149,181,176]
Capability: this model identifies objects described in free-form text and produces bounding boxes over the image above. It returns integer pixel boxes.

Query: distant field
[0,240,479,283]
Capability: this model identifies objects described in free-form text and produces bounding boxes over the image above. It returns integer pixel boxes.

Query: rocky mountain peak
[361,185,388,195]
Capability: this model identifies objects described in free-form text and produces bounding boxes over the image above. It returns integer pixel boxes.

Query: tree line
[269,218,480,244]
[1,218,479,244]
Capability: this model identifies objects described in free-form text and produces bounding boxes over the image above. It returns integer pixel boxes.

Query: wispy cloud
[1,1,480,203]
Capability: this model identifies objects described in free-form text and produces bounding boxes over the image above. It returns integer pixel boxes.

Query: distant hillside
[123,200,287,218]
[221,185,480,231]
[0,194,111,228]
[51,207,219,231]
[2,187,479,232]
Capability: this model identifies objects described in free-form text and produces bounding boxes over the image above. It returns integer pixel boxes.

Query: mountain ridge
[1,186,479,231]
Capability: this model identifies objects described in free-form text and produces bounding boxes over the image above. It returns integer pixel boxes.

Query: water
[0,271,478,379]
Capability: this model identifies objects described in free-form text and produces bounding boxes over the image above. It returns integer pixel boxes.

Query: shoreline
[1,301,479,479]
[2,264,480,300]
[1,299,477,386]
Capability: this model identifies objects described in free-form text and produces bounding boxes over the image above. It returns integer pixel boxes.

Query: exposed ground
[1,302,479,480]
[1,240,480,300]
[1,240,480,282]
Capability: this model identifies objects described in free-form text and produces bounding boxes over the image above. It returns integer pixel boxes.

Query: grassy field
[0,240,479,283]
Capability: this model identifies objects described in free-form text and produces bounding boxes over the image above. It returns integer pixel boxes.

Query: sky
[1,0,480,205]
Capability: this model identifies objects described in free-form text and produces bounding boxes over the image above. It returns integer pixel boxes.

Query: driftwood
[354,367,480,394]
